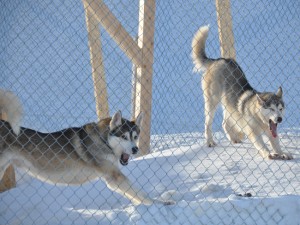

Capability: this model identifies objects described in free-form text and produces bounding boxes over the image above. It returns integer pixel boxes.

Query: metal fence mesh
[1,0,299,224]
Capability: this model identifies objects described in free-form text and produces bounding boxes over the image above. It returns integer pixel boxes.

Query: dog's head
[257,87,284,138]
[108,111,143,166]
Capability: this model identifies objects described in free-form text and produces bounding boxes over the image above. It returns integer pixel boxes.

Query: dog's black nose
[132,147,139,154]
[277,117,282,123]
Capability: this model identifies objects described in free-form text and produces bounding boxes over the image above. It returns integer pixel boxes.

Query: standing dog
[192,25,292,160]
[0,89,171,205]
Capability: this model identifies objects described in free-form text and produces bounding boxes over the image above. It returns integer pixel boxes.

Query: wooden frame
[83,0,156,155]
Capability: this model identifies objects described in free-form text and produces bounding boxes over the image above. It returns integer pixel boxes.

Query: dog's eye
[270,108,275,112]
[279,108,283,111]
[121,135,128,140]
[133,135,138,140]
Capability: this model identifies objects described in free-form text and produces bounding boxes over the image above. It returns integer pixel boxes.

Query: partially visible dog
[192,25,292,160]
[0,89,172,205]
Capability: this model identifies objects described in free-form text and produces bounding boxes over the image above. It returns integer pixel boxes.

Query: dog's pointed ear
[110,110,122,130]
[276,86,283,98]
[135,112,144,128]
[256,94,265,106]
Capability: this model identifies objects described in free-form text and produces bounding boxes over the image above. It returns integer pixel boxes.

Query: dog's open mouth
[120,153,130,166]
[269,119,278,138]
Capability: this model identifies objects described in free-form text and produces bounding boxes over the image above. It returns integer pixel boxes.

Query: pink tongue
[122,153,129,162]
[270,121,277,138]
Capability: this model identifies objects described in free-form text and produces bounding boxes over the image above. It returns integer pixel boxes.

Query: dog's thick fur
[192,25,292,160]
[0,90,171,205]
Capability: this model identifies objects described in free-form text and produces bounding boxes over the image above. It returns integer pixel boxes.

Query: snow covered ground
[1,131,299,225]
[1,0,299,224]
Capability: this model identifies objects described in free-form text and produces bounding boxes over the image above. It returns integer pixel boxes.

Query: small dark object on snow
[237,192,252,197]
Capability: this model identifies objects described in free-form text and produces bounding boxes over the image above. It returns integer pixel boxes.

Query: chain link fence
[1,0,300,224]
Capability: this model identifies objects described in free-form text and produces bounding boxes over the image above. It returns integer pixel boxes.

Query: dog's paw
[268,153,280,160]
[207,140,217,147]
[268,153,293,160]
[281,153,293,160]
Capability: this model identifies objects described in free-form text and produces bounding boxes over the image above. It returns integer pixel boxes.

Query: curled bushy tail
[0,89,23,135]
[191,25,213,72]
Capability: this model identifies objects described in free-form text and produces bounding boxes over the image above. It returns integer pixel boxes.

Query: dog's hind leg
[202,80,219,147]
[222,111,244,144]
[204,103,218,147]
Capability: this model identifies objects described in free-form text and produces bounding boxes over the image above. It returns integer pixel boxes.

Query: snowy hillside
[1,132,299,225]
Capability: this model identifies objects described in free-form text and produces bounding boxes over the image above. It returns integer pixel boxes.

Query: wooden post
[135,0,156,155]
[215,0,236,59]
[83,1,109,119]
[0,112,16,192]
[131,56,138,121]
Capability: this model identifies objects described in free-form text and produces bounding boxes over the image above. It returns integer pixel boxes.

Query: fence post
[131,56,138,121]
[83,0,110,120]
[0,112,16,192]
[215,0,236,59]
[134,0,156,155]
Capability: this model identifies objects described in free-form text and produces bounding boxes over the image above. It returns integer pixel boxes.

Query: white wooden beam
[131,59,138,121]
[84,0,143,66]
[83,1,110,119]
[216,0,236,59]
[135,0,156,155]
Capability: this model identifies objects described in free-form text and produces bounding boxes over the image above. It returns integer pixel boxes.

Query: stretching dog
[0,89,172,205]
[192,25,292,160]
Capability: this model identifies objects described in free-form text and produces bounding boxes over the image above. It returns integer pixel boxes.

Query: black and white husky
[192,25,292,160]
[0,89,172,205]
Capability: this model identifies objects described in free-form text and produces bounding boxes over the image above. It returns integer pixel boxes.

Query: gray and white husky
[0,89,172,205]
[192,25,292,160]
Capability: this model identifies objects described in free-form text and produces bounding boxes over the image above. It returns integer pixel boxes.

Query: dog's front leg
[267,133,293,160]
[102,165,175,206]
[104,169,155,205]
[246,131,270,159]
